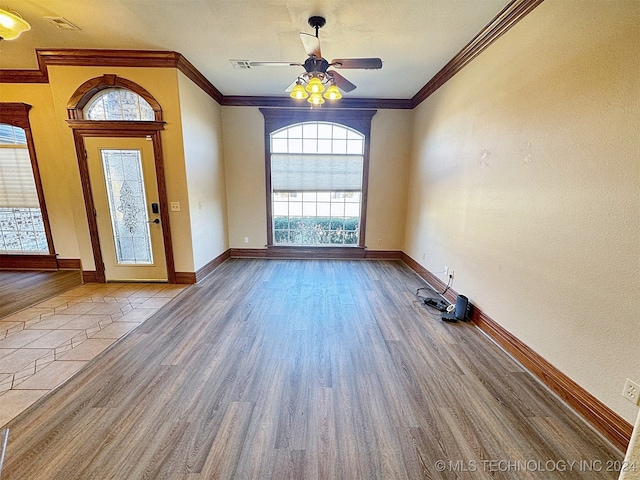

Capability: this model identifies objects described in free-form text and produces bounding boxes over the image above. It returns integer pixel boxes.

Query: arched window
[270,121,365,246]
[83,88,155,121]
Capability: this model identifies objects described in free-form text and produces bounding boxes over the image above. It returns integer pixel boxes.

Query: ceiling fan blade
[329,71,357,92]
[285,78,300,93]
[330,58,383,70]
[300,32,321,58]
[248,61,302,67]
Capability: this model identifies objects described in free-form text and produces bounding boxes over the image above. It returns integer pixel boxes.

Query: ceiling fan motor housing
[303,57,329,74]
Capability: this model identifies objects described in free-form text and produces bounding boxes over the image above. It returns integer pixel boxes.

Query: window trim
[260,108,376,249]
[0,103,55,255]
[67,74,163,122]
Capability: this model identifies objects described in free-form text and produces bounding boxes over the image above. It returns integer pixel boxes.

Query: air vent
[43,17,80,30]
[230,60,251,70]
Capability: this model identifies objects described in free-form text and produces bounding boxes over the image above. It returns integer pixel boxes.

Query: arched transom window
[83,88,154,121]
[270,121,365,246]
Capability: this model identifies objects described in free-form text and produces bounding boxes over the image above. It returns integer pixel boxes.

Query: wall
[366,109,412,250]
[177,72,228,270]
[221,107,267,249]
[222,106,412,250]
[404,0,639,424]
[0,83,82,262]
[17,66,196,273]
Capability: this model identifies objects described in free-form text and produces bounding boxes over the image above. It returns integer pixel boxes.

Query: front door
[85,137,167,282]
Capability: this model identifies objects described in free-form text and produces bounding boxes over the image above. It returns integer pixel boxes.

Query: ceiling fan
[239,16,382,104]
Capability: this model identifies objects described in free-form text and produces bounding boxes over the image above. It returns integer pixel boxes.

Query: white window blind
[0,145,39,208]
[271,154,363,192]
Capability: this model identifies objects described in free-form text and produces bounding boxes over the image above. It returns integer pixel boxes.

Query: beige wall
[1,66,198,272]
[221,106,267,249]
[0,83,82,262]
[177,72,229,270]
[404,0,640,424]
[222,106,412,250]
[367,110,412,250]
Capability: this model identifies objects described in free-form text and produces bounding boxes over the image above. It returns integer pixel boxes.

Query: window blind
[271,154,363,192]
[0,146,39,208]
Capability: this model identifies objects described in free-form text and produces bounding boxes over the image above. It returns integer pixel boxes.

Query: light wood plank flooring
[1,260,622,479]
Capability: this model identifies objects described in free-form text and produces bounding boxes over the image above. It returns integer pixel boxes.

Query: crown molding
[411,0,544,107]
[0,0,544,110]
[222,95,412,109]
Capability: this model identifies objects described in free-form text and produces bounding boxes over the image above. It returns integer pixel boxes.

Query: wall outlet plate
[622,378,640,405]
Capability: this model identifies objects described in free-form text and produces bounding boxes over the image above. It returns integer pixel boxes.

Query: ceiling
[4,0,510,99]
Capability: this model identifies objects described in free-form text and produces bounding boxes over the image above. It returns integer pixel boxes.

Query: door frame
[68,121,176,283]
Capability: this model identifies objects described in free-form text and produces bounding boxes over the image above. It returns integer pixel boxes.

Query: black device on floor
[424,297,448,312]
[440,313,457,322]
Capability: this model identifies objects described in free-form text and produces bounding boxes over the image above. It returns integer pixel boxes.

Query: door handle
[148,218,160,224]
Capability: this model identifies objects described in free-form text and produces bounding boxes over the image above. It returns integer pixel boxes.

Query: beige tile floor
[0,282,188,427]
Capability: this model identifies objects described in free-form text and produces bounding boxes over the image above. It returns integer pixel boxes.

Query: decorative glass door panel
[85,137,167,281]
[101,150,153,264]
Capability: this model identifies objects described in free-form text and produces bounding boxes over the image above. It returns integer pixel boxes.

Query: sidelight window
[0,123,48,253]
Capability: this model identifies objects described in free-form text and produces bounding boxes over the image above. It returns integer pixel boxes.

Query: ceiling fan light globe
[290,84,309,99]
[307,92,325,105]
[323,85,342,100]
[305,77,325,93]
[0,9,30,40]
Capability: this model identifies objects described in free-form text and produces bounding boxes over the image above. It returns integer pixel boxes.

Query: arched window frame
[0,103,55,257]
[66,76,175,283]
[260,108,376,252]
[67,74,163,122]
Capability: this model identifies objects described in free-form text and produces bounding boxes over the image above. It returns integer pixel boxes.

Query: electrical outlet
[450,270,455,279]
[623,379,640,405]
[444,266,448,276]
[244,237,249,244]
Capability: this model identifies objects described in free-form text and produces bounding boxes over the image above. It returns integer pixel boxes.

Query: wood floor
[1,260,622,479]
[0,270,82,320]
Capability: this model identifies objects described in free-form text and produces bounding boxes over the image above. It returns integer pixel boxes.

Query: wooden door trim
[68,124,176,283]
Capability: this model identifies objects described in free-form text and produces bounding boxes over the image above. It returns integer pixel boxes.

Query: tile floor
[0,282,188,427]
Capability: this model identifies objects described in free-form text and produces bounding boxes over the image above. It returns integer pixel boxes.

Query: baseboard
[0,254,59,270]
[194,249,231,282]
[174,272,196,284]
[472,310,633,452]
[229,247,402,260]
[400,252,633,452]
[174,249,232,284]
[56,258,82,270]
[229,248,267,258]
[400,252,457,303]
[364,250,403,260]
[82,270,98,283]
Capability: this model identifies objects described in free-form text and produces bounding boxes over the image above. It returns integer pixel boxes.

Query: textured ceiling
[4,0,509,98]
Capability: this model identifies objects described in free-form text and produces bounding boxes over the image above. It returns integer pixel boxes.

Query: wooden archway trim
[67,74,163,121]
